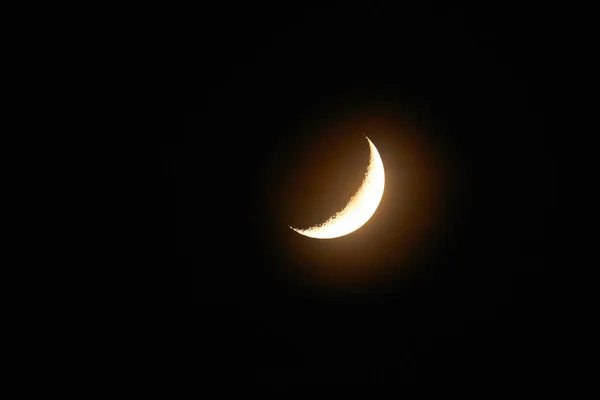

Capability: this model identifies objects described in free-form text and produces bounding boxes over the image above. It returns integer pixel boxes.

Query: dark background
[176,2,565,389]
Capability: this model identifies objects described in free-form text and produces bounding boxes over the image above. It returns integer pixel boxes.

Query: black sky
[178,3,564,389]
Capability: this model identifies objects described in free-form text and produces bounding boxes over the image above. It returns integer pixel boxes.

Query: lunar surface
[290,135,385,239]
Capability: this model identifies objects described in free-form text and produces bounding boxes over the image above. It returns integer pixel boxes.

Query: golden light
[290,135,385,239]
[256,104,462,292]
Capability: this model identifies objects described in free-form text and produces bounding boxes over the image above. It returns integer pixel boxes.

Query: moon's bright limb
[290,135,385,239]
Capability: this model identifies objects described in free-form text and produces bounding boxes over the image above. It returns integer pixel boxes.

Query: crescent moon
[290,135,385,239]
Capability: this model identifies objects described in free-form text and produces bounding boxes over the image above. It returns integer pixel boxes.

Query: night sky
[177,3,563,390]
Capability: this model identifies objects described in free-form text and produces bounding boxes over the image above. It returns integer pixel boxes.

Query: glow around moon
[290,135,385,239]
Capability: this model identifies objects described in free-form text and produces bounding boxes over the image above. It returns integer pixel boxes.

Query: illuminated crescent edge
[290,135,385,239]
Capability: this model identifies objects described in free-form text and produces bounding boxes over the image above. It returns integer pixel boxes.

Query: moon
[290,135,385,239]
